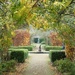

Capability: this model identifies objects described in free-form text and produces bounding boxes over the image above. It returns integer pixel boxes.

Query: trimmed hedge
[49,50,66,62]
[10,46,33,51]
[45,46,63,51]
[10,49,28,63]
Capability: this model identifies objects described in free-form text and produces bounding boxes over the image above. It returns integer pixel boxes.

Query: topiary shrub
[49,50,66,62]
[10,49,28,63]
[45,46,63,51]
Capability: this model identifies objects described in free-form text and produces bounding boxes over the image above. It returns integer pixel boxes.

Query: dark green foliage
[10,46,33,51]
[49,50,66,62]
[39,38,45,43]
[10,49,28,63]
[0,60,16,73]
[54,58,75,75]
[45,46,63,51]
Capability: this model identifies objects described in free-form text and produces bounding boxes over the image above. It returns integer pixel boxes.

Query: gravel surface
[22,53,56,75]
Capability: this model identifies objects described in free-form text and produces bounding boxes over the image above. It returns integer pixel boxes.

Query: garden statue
[39,45,41,52]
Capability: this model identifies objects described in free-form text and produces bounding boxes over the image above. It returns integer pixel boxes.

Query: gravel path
[22,53,56,75]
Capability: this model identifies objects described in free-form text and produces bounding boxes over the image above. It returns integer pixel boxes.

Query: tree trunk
[65,44,75,61]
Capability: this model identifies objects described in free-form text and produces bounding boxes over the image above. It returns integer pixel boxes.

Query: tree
[46,0,75,61]
[1,0,75,61]
[57,0,75,60]
[36,0,75,61]
[0,0,15,61]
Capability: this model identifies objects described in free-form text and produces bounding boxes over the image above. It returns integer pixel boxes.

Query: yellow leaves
[31,15,50,30]
[53,1,65,10]
[20,6,26,13]
[43,0,46,2]
[11,31,15,36]
[4,36,7,40]
[20,0,25,5]
[13,0,37,24]
[6,24,10,30]
[54,1,63,6]
[73,9,75,16]
[62,0,72,8]
[15,6,26,18]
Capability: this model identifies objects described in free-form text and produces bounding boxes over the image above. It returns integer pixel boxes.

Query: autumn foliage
[13,30,30,46]
[49,32,62,46]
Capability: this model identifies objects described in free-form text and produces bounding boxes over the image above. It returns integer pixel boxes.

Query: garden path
[22,54,56,75]
[21,44,56,75]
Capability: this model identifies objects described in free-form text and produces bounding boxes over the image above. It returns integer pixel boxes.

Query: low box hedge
[10,49,28,63]
[10,46,33,51]
[23,46,33,51]
[45,46,63,51]
[49,50,66,62]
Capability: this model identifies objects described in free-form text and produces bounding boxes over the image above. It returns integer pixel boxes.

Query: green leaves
[0,0,15,54]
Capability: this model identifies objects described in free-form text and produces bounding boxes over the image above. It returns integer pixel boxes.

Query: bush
[54,58,75,75]
[23,46,33,51]
[10,46,33,51]
[10,49,28,63]
[0,60,16,73]
[49,50,66,62]
[45,46,63,51]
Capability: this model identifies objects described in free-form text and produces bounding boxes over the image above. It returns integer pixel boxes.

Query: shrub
[0,60,16,73]
[31,44,36,48]
[54,58,75,75]
[24,49,28,59]
[49,50,66,62]
[10,49,28,63]
[10,46,33,51]
[23,46,33,51]
[45,46,63,51]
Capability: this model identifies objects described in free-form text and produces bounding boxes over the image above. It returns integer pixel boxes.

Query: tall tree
[0,0,15,61]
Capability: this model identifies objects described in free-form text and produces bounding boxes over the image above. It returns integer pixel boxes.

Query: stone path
[22,53,56,75]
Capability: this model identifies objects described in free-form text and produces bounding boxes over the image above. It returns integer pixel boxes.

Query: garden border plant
[53,58,75,75]
[0,60,16,75]
[10,46,33,51]
[45,46,63,51]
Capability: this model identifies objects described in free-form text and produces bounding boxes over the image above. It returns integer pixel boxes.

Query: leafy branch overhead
[0,0,75,61]
[7,0,75,45]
